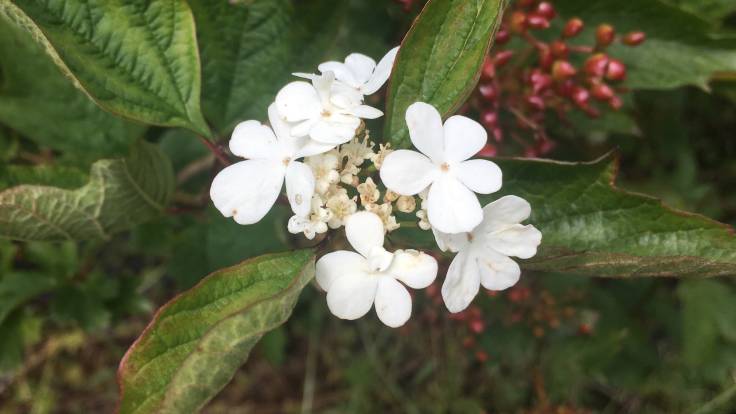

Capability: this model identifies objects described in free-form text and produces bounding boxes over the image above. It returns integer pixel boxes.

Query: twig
[176,153,215,184]
[198,136,232,166]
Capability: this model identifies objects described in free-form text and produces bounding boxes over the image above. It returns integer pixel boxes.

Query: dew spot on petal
[295,194,303,205]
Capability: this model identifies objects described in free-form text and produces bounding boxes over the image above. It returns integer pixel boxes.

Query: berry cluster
[474,0,645,157]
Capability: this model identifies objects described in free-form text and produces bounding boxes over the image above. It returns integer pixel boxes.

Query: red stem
[198,136,232,166]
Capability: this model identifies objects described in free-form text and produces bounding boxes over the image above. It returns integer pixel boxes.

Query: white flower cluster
[210,47,542,328]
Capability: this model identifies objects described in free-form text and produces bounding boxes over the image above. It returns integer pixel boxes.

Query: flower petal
[477,249,521,291]
[481,195,532,229]
[455,159,502,194]
[318,61,358,87]
[310,120,344,145]
[374,276,412,328]
[387,249,438,289]
[345,53,376,85]
[405,102,445,163]
[345,211,385,258]
[229,120,279,160]
[285,161,315,217]
[426,176,483,233]
[486,224,542,259]
[362,46,399,95]
[431,228,470,253]
[210,160,285,225]
[379,150,437,196]
[267,103,293,143]
[312,71,335,107]
[326,271,378,320]
[293,137,336,158]
[442,115,487,162]
[276,81,322,122]
[441,250,480,313]
[316,250,368,291]
[350,104,383,119]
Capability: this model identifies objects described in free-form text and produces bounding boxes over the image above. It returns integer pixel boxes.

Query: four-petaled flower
[297,47,400,97]
[380,102,503,234]
[316,211,438,327]
[433,196,542,313]
[210,103,333,225]
[276,71,382,145]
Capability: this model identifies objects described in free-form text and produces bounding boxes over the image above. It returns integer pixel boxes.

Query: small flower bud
[550,40,568,58]
[480,55,495,80]
[584,53,609,78]
[590,81,614,101]
[470,319,485,334]
[495,28,510,45]
[478,83,497,101]
[551,60,576,80]
[536,1,556,19]
[622,31,646,46]
[384,189,399,202]
[494,50,514,67]
[492,127,503,143]
[509,11,527,33]
[605,58,626,81]
[396,195,416,213]
[527,13,550,30]
[595,24,615,47]
[562,17,584,38]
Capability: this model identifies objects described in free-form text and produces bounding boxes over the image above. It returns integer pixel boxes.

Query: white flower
[379,102,503,234]
[305,150,340,195]
[275,72,382,146]
[210,104,333,225]
[297,47,399,97]
[288,194,331,239]
[316,211,438,327]
[434,196,542,313]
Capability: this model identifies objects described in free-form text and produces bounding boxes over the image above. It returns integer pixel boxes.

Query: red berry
[495,29,511,45]
[538,45,553,70]
[463,336,476,348]
[571,86,590,108]
[492,127,503,143]
[590,82,614,101]
[494,50,514,67]
[480,110,498,128]
[475,350,489,362]
[622,31,646,46]
[480,56,495,80]
[550,40,568,58]
[526,95,545,111]
[552,60,576,80]
[510,11,527,33]
[478,83,497,101]
[609,95,623,110]
[536,2,556,19]
[584,53,609,78]
[529,71,552,94]
[538,139,556,155]
[478,142,497,157]
[470,319,485,334]
[605,59,626,81]
[563,18,584,38]
[527,13,550,30]
[596,24,615,47]
[578,323,592,335]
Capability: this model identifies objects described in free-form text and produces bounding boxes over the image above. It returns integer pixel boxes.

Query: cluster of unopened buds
[474,0,645,157]
[210,45,542,328]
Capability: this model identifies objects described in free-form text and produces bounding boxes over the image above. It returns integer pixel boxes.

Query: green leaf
[554,0,736,90]
[1,0,210,137]
[496,155,736,277]
[0,272,59,325]
[191,0,346,135]
[0,142,174,241]
[117,250,315,414]
[0,14,144,160]
[384,0,506,147]
[395,155,736,277]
